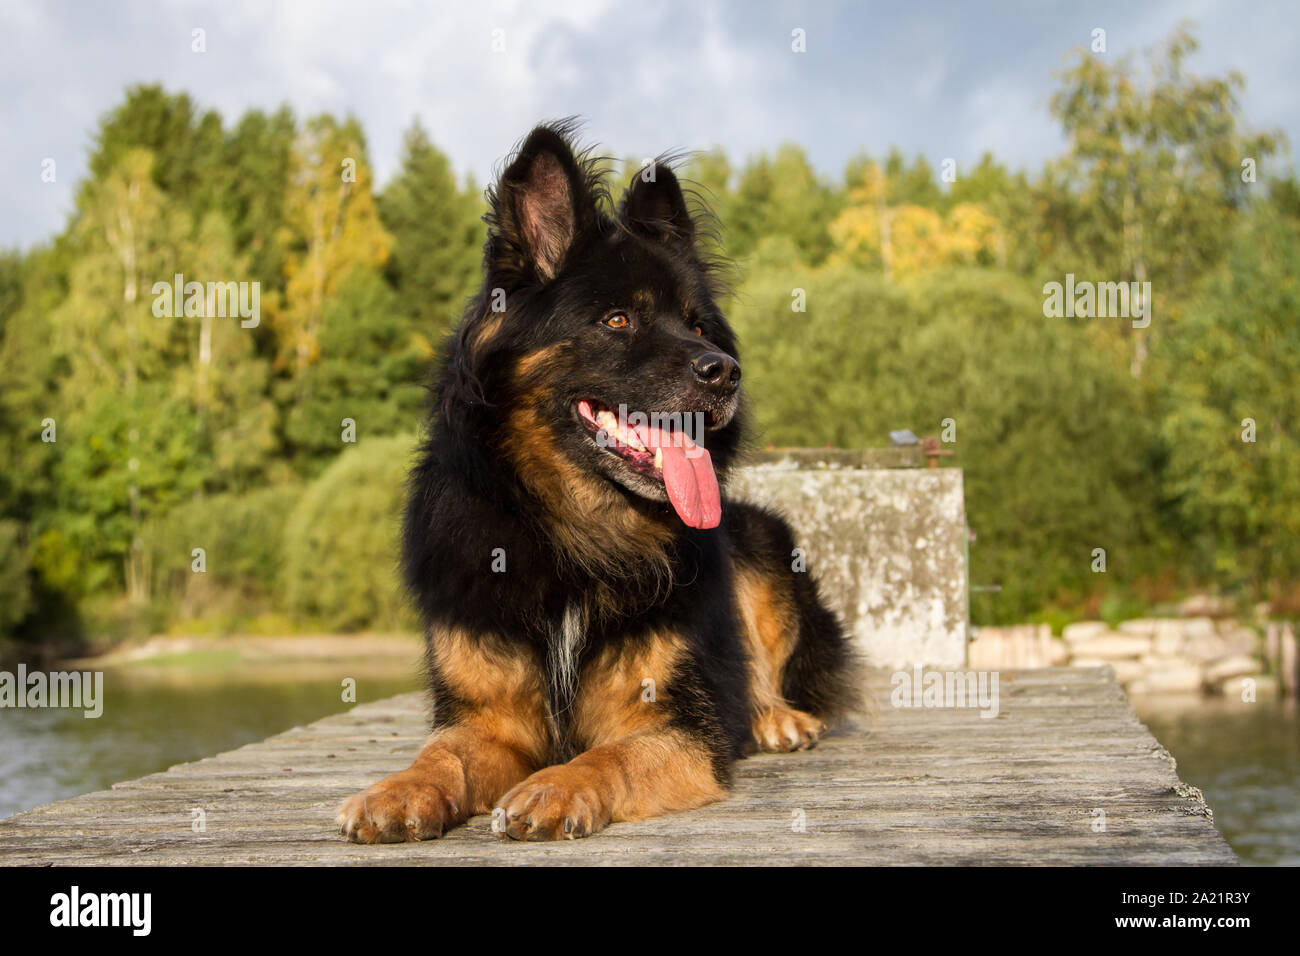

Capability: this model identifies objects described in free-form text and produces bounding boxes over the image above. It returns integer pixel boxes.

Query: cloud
[1,0,1296,248]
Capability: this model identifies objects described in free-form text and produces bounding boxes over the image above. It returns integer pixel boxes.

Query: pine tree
[379,120,483,341]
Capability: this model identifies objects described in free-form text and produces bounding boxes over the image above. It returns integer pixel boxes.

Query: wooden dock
[0,667,1236,865]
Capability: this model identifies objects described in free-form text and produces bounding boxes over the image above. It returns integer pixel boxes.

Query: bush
[144,484,303,628]
[280,434,419,631]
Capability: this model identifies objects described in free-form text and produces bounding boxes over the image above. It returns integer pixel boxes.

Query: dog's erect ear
[622,163,695,246]
[488,125,597,283]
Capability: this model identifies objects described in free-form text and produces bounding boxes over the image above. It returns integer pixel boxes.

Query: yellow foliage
[829,170,1005,279]
[277,120,393,375]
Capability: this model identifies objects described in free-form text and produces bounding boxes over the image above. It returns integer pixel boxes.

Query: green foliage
[282,269,424,472]
[220,106,297,289]
[280,435,418,631]
[0,520,33,638]
[726,145,840,265]
[43,383,205,597]
[1152,206,1300,593]
[1047,24,1282,373]
[86,85,227,217]
[143,484,302,627]
[379,121,484,341]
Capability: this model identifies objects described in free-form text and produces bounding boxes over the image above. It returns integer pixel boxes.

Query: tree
[379,120,483,341]
[1048,24,1282,375]
[726,145,840,265]
[282,269,424,472]
[219,106,297,290]
[680,148,733,265]
[830,159,1003,278]
[175,212,279,491]
[1153,206,1300,593]
[277,116,392,381]
[45,149,201,600]
[86,85,227,222]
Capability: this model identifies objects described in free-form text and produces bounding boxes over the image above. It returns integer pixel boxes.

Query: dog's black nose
[692,352,741,392]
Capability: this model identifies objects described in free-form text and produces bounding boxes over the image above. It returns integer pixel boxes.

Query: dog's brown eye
[693,325,704,336]
[603,312,630,329]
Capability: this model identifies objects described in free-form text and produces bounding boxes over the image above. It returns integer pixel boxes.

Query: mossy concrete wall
[730,450,968,669]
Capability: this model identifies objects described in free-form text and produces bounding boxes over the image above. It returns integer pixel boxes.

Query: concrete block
[732,460,966,669]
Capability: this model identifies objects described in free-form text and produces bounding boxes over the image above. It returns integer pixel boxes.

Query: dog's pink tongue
[639,426,721,529]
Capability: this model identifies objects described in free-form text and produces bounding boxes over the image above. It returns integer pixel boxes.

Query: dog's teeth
[595,411,617,430]
[654,447,663,470]
[626,431,646,451]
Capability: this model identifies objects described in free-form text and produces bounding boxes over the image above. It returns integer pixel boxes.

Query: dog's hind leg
[727,502,856,753]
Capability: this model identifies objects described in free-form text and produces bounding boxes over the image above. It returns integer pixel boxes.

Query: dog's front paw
[752,706,826,753]
[337,770,459,844]
[496,768,609,841]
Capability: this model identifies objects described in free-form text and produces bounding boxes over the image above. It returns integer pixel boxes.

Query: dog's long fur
[338,121,854,842]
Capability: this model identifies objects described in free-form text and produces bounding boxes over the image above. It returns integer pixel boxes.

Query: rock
[1183,633,1229,662]
[1204,655,1260,684]
[967,631,1006,670]
[1152,621,1184,656]
[1140,654,1188,671]
[1125,679,1150,696]
[1143,664,1205,694]
[1069,657,1110,669]
[968,626,1058,668]
[1045,639,1069,666]
[1108,660,1147,684]
[1181,617,1216,640]
[1218,675,1280,700]
[1179,595,1232,617]
[1062,621,1110,644]
[1216,623,1258,656]
[1068,635,1152,660]
[1118,618,1160,637]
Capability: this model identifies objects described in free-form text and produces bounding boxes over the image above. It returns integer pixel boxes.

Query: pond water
[1133,695,1300,866]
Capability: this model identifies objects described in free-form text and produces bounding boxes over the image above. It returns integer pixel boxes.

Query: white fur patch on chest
[546,601,586,716]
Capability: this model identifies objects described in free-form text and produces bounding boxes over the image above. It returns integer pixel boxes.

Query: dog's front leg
[339,626,551,843]
[496,728,726,841]
[338,721,541,843]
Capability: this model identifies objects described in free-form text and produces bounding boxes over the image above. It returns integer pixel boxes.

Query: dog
[337,121,854,843]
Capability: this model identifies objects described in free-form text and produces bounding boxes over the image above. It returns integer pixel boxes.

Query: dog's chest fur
[544,600,587,759]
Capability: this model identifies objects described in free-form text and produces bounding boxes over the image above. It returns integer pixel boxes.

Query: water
[0,657,421,820]
[1135,696,1300,866]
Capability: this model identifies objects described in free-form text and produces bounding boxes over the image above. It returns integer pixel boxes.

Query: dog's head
[446,122,744,533]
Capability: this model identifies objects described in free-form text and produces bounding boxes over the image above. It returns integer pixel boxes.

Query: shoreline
[61,632,425,671]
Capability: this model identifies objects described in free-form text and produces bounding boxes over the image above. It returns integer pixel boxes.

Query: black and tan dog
[338,122,853,842]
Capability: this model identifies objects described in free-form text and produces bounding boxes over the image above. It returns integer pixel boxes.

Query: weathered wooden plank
[0,668,1236,865]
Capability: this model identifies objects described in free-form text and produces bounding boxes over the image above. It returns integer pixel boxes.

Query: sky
[1,0,1298,248]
